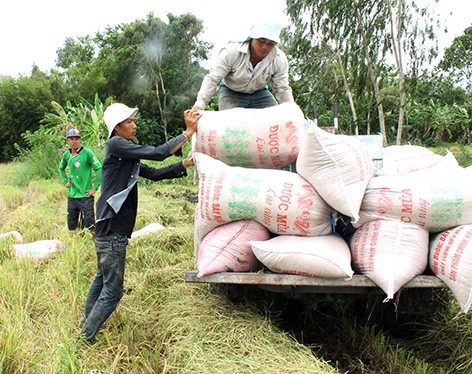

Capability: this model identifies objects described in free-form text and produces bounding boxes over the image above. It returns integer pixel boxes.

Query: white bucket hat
[103,103,139,138]
[248,22,282,44]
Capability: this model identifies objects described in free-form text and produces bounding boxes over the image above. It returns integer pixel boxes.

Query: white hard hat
[103,103,139,138]
[248,23,282,44]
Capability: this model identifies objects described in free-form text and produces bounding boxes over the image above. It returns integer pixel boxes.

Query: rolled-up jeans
[81,233,127,341]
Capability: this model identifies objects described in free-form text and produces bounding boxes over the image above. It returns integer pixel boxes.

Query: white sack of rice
[14,239,64,260]
[296,122,373,223]
[355,169,472,232]
[376,145,459,176]
[0,230,23,243]
[429,225,472,313]
[251,234,354,279]
[193,152,333,248]
[130,223,165,240]
[192,102,307,169]
[350,219,429,301]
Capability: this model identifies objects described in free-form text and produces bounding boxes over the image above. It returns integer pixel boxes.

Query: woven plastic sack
[350,219,429,301]
[251,234,354,279]
[376,145,458,176]
[429,225,472,313]
[13,239,64,260]
[193,102,307,169]
[196,219,270,277]
[131,223,165,240]
[296,122,373,223]
[0,230,23,243]
[193,152,332,248]
[356,169,472,232]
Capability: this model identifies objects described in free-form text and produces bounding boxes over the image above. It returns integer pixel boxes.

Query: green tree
[285,0,439,144]
[56,35,109,102]
[56,12,211,144]
[0,68,56,161]
[439,26,472,92]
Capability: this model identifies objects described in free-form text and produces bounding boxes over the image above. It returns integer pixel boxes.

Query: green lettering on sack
[430,186,463,223]
[226,174,260,220]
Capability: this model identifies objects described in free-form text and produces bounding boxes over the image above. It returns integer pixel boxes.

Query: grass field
[0,144,471,373]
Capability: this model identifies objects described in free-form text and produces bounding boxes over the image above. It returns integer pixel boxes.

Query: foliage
[0,7,470,164]
[16,128,64,181]
[56,12,211,142]
[14,95,108,180]
[283,0,463,145]
[405,99,471,146]
[40,94,108,153]
[0,70,56,161]
[439,26,472,92]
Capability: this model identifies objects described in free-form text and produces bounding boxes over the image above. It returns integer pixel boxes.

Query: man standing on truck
[192,22,294,111]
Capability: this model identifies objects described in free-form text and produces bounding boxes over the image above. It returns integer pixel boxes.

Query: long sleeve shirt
[58,146,102,198]
[94,134,188,238]
[194,41,294,109]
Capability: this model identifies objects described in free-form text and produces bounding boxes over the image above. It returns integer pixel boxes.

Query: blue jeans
[81,233,127,341]
[217,85,278,110]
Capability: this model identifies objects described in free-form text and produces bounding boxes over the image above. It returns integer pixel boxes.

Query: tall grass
[1,146,472,373]
[0,162,338,373]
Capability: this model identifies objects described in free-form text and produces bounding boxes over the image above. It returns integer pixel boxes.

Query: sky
[0,0,470,77]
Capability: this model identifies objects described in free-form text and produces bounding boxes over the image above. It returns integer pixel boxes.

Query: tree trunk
[357,12,387,145]
[154,72,168,141]
[386,0,406,145]
[335,50,358,135]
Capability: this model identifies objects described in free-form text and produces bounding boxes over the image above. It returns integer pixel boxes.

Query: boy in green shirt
[59,129,102,233]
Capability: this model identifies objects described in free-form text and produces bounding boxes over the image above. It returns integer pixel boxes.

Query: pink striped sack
[196,220,270,277]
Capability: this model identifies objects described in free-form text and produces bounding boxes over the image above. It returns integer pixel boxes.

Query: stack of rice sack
[193,103,353,280]
[192,104,472,312]
[353,144,472,308]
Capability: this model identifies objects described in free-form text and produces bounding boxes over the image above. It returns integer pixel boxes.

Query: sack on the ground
[130,223,165,240]
[196,219,270,277]
[355,169,472,232]
[13,239,64,260]
[0,230,23,243]
[296,122,373,223]
[193,152,333,248]
[350,219,429,301]
[193,102,307,169]
[429,225,472,313]
[251,234,354,279]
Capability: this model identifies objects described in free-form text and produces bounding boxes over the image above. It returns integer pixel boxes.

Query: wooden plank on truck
[184,271,445,294]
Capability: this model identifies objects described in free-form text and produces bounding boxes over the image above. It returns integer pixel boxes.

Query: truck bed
[185,271,445,294]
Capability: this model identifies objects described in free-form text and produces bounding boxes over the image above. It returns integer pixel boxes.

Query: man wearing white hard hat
[192,22,294,111]
[80,103,201,343]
